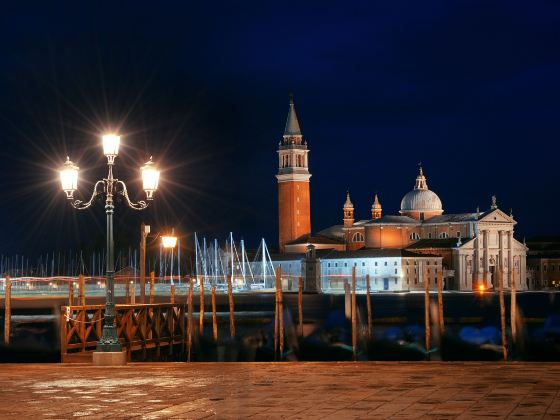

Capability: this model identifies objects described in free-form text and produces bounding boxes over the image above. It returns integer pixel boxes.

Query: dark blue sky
[0,1,559,255]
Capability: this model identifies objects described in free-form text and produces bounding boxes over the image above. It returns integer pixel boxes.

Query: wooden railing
[60,303,187,362]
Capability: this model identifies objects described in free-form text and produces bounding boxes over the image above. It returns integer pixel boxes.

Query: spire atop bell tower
[283,93,303,143]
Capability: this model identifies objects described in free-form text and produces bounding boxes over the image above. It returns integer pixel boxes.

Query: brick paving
[0,362,559,419]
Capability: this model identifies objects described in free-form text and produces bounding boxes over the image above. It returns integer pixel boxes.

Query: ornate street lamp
[60,134,160,354]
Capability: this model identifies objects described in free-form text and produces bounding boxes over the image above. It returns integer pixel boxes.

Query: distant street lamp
[162,230,178,285]
[60,134,160,353]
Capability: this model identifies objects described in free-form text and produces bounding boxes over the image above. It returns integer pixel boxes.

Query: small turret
[343,190,354,227]
[371,194,382,220]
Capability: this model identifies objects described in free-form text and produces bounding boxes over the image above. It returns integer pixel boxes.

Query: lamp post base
[92,350,127,366]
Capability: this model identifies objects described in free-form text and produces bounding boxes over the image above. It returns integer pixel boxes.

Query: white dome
[400,189,442,212]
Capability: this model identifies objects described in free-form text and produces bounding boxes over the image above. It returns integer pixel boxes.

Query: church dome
[400,166,443,214]
[400,189,442,212]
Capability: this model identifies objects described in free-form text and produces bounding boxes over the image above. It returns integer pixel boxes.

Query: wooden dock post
[344,279,351,319]
[351,266,357,361]
[227,274,235,338]
[211,286,218,342]
[4,275,10,345]
[279,270,284,359]
[131,282,136,305]
[298,276,303,337]
[424,266,430,356]
[274,267,280,359]
[78,274,85,306]
[170,284,175,304]
[68,279,74,307]
[437,269,445,334]
[125,281,130,304]
[498,266,508,361]
[199,275,205,336]
[187,278,194,362]
[139,222,149,303]
[149,271,155,304]
[366,274,372,339]
[511,267,517,343]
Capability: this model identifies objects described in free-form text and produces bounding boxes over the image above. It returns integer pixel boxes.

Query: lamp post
[60,134,160,354]
[161,230,178,285]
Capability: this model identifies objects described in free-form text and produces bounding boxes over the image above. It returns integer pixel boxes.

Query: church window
[410,232,420,240]
[352,232,364,242]
[439,232,449,239]
[428,233,432,239]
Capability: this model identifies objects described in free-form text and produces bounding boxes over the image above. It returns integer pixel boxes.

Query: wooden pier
[60,303,187,363]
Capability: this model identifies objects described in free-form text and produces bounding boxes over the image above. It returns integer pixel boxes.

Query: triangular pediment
[478,208,515,224]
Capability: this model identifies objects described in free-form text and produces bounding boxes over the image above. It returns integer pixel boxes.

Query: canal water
[1,291,559,362]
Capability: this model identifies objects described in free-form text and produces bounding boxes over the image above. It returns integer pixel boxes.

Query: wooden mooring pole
[298,276,303,337]
[499,266,508,361]
[511,267,517,344]
[344,279,351,319]
[351,266,357,361]
[199,275,205,336]
[78,274,85,306]
[130,282,136,305]
[279,270,284,359]
[437,269,444,334]
[170,284,175,304]
[366,274,372,339]
[187,278,194,362]
[424,265,431,356]
[149,271,155,304]
[211,286,218,342]
[4,275,10,345]
[274,268,279,360]
[227,274,235,338]
[68,279,74,306]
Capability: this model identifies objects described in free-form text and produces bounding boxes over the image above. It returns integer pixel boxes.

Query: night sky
[1,1,559,256]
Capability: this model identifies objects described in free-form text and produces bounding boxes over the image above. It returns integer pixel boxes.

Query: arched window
[410,232,420,240]
[439,232,449,239]
[352,232,364,242]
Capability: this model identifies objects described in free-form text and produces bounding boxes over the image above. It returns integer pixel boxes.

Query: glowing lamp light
[162,235,177,249]
[141,157,160,200]
[60,157,79,199]
[102,134,120,162]
[478,284,486,293]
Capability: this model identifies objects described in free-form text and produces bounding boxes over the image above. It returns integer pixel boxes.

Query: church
[274,96,528,292]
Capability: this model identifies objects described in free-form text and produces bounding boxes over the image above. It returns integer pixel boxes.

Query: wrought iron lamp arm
[115,180,148,210]
[70,180,106,210]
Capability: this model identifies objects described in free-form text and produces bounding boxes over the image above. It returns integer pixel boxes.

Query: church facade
[275,96,528,292]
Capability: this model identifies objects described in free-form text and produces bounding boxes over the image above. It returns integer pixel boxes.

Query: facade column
[498,230,504,287]
[483,230,489,288]
[508,231,513,288]
[473,234,479,289]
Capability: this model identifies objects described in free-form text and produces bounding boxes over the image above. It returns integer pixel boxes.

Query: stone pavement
[0,362,559,419]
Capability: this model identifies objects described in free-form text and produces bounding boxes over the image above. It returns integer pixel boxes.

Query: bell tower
[276,94,311,252]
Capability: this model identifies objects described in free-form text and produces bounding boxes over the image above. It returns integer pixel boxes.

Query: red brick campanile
[276,95,311,253]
